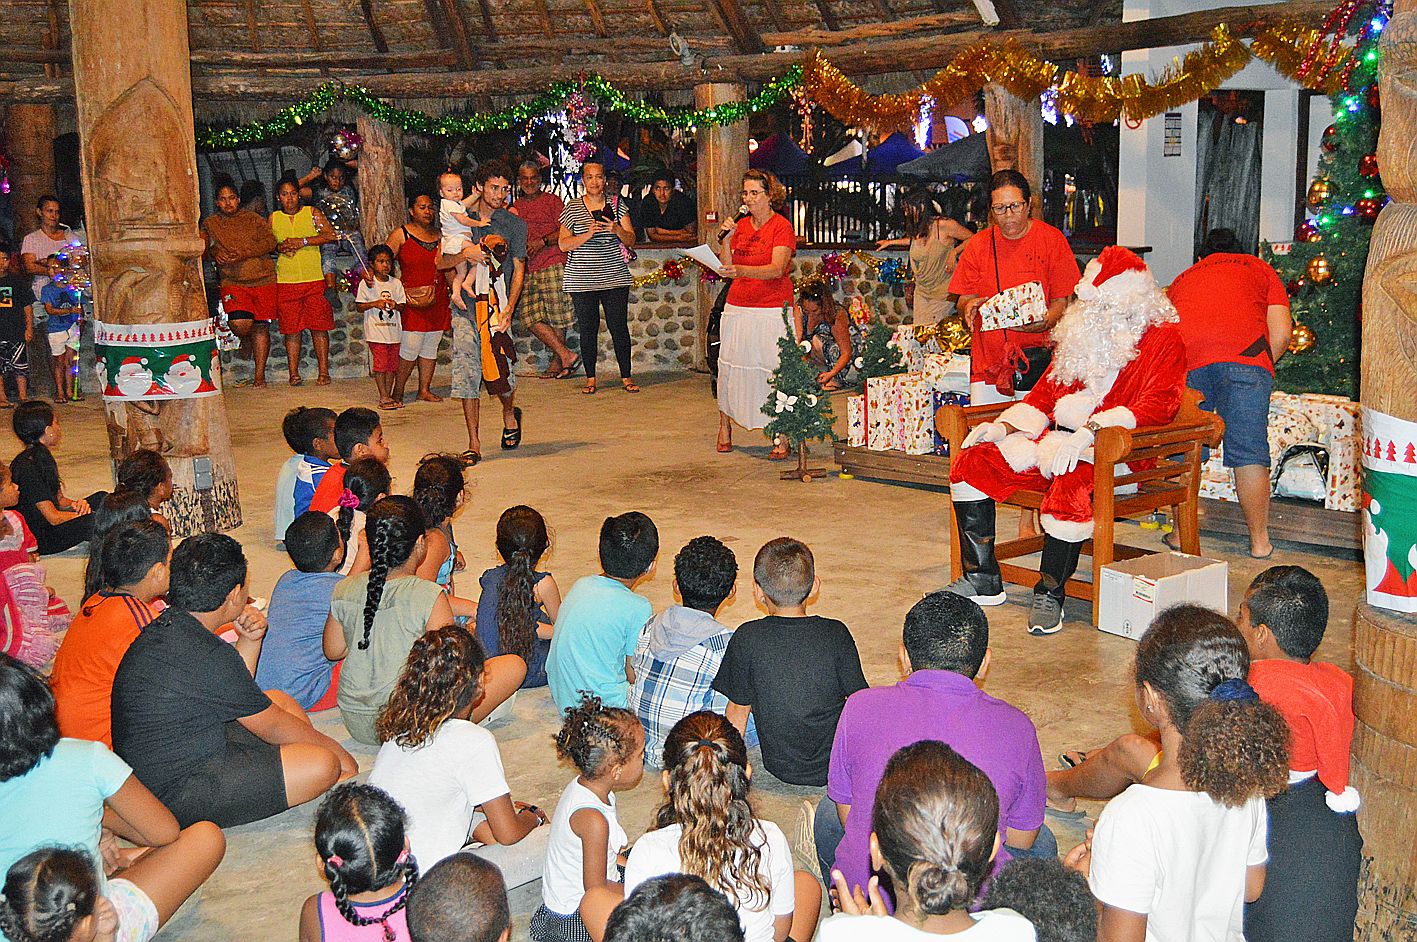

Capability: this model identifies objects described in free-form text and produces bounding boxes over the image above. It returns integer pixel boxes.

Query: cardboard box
[1098,552,1228,641]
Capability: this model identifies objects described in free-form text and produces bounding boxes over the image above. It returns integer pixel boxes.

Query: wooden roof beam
[474,0,500,43]
[9,0,1330,102]
[423,0,476,70]
[358,0,390,53]
[707,0,766,54]
[991,0,1023,29]
[759,0,789,33]
[243,0,261,52]
[811,0,842,32]
[762,10,977,46]
[583,0,609,37]
[645,0,672,35]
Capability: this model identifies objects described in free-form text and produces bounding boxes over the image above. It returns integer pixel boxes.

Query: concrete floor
[13,372,1365,941]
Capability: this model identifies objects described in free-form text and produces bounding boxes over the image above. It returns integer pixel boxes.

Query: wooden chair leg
[1091,515,1115,627]
[947,499,963,585]
[1177,497,1201,555]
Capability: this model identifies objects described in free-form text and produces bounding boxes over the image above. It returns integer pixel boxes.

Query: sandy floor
[10,371,1365,940]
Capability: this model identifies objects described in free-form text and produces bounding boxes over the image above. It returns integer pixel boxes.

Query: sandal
[315,374,332,386]
[378,400,402,411]
[288,374,303,387]
[1058,750,1090,770]
[622,379,641,394]
[458,450,481,468]
[501,407,523,450]
[582,380,597,395]
[556,355,582,379]
[768,440,791,460]
[232,377,254,388]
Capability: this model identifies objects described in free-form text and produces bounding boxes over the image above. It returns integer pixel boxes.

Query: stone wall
[216,246,918,383]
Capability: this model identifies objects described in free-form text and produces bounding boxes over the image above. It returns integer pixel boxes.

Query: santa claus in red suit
[946,246,1186,635]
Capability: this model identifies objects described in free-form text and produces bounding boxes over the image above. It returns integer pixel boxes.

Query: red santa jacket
[996,322,1187,442]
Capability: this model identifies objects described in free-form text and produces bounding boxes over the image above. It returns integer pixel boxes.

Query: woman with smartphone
[557,162,639,395]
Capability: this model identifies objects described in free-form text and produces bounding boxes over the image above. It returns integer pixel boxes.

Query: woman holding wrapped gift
[949,170,1080,405]
[716,169,796,458]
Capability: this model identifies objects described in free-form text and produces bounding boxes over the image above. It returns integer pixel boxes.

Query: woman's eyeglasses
[991,201,1027,216]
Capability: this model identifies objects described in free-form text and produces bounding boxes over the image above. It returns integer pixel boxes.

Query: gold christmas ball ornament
[1288,322,1316,354]
[1307,255,1333,285]
[1306,178,1333,208]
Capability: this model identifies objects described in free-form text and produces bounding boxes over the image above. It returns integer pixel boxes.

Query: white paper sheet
[679,243,725,273]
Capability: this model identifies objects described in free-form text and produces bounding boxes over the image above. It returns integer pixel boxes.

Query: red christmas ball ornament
[1357,197,1381,222]
[1322,125,1338,151]
[1367,84,1381,109]
[1360,153,1380,176]
[1286,278,1303,297]
[1297,220,1322,243]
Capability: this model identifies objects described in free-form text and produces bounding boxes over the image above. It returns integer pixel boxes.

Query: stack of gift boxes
[1198,391,1361,512]
[846,327,971,455]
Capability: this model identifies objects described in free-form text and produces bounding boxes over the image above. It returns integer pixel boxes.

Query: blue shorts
[1188,361,1273,468]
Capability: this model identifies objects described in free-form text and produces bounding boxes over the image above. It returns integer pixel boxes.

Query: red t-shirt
[726,213,796,309]
[1168,253,1289,373]
[51,592,160,747]
[513,190,568,274]
[948,221,1080,382]
[309,462,347,515]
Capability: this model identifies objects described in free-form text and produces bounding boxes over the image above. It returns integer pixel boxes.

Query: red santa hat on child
[1074,245,1154,303]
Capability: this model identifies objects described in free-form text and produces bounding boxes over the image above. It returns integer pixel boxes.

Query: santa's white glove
[962,421,1008,450]
[1049,428,1095,477]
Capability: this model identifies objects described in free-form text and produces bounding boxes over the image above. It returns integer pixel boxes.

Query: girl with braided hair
[299,783,416,942]
[819,740,1036,940]
[530,695,643,942]
[1068,605,1290,942]
[411,455,475,618]
[325,496,449,745]
[368,627,544,880]
[475,505,560,690]
[588,711,820,942]
[0,847,111,942]
[328,458,391,577]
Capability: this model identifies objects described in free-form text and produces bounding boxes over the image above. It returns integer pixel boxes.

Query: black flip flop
[501,407,522,450]
[1058,750,1090,770]
[459,450,481,468]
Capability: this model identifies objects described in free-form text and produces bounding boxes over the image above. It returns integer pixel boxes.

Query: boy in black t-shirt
[0,244,35,404]
[712,537,867,786]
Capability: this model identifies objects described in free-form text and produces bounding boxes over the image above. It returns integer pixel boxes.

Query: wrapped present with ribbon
[865,375,899,451]
[921,352,971,394]
[887,326,925,373]
[1199,448,1237,502]
[930,390,971,456]
[1299,393,1361,512]
[978,281,1047,332]
[897,373,936,455]
[847,395,866,447]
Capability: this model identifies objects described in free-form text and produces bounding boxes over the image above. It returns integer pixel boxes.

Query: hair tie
[338,489,360,510]
[1209,678,1258,703]
[395,849,410,865]
[694,738,715,749]
[327,854,345,869]
[66,902,76,912]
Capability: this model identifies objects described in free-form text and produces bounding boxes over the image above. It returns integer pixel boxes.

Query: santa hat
[121,356,147,369]
[1075,246,1154,303]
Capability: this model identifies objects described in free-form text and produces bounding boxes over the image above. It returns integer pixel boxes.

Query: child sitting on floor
[330,457,391,577]
[1067,606,1289,942]
[411,455,474,618]
[51,518,168,745]
[547,511,659,711]
[531,695,643,942]
[982,858,1096,942]
[0,457,71,668]
[475,505,560,690]
[299,783,418,942]
[368,627,542,878]
[281,406,338,533]
[354,244,407,412]
[311,407,392,514]
[406,853,511,942]
[628,535,741,767]
[257,512,346,711]
[1237,565,1362,942]
[10,400,105,555]
[0,847,119,942]
[712,537,867,787]
[115,448,173,530]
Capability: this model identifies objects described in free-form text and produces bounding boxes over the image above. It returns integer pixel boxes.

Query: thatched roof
[0,0,1119,103]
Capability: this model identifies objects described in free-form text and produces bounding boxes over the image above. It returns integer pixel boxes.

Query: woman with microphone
[715,170,795,457]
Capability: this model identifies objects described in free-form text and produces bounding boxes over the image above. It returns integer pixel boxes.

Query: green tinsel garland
[195,67,803,149]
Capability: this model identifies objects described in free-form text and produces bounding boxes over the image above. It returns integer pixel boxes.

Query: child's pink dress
[0,510,71,668]
[314,886,410,940]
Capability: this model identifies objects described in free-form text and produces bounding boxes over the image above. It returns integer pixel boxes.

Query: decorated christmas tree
[855,318,906,381]
[763,307,834,480]
[1266,3,1388,400]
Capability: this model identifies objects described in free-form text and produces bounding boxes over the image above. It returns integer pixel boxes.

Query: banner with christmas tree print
[1361,407,1417,613]
[94,321,221,402]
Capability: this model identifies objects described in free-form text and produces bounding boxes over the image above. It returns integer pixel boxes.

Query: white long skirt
[718,303,788,430]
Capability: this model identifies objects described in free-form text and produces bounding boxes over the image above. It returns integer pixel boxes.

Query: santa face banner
[94,321,221,402]
[1361,407,1417,613]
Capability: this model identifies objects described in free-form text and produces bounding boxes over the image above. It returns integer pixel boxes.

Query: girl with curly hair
[367,627,544,881]
[818,740,1037,940]
[329,457,391,577]
[324,496,450,745]
[1067,605,1289,942]
[530,695,643,942]
[475,505,560,690]
[591,711,820,942]
[299,783,417,942]
[411,455,475,618]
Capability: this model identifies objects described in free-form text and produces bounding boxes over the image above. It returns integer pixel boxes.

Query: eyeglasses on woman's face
[991,201,1027,216]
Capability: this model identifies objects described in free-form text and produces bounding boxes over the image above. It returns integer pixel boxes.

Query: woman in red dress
[386,192,451,404]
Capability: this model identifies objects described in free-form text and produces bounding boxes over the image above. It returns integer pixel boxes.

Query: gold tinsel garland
[804,22,1349,132]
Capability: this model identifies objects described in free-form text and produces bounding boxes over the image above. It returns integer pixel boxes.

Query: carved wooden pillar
[695,83,748,372]
[68,0,241,536]
[1353,4,1417,937]
[7,104,56,238]
[983,84,1044,217]
[356,115,404,250]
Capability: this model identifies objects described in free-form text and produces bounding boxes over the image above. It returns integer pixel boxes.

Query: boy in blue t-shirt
[547,511,658,710]
[277,406,338,542]
[40,256,83,401]
[256,512,346,710]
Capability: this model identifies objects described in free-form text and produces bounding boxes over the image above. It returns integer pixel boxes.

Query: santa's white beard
[1050,291,1178,388]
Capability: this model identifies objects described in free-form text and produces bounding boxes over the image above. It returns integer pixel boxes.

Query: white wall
[1115,0,1335,283]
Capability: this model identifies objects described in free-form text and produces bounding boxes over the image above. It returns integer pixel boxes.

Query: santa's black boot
[1029,535,1083,635]
[944,499,1007,606]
